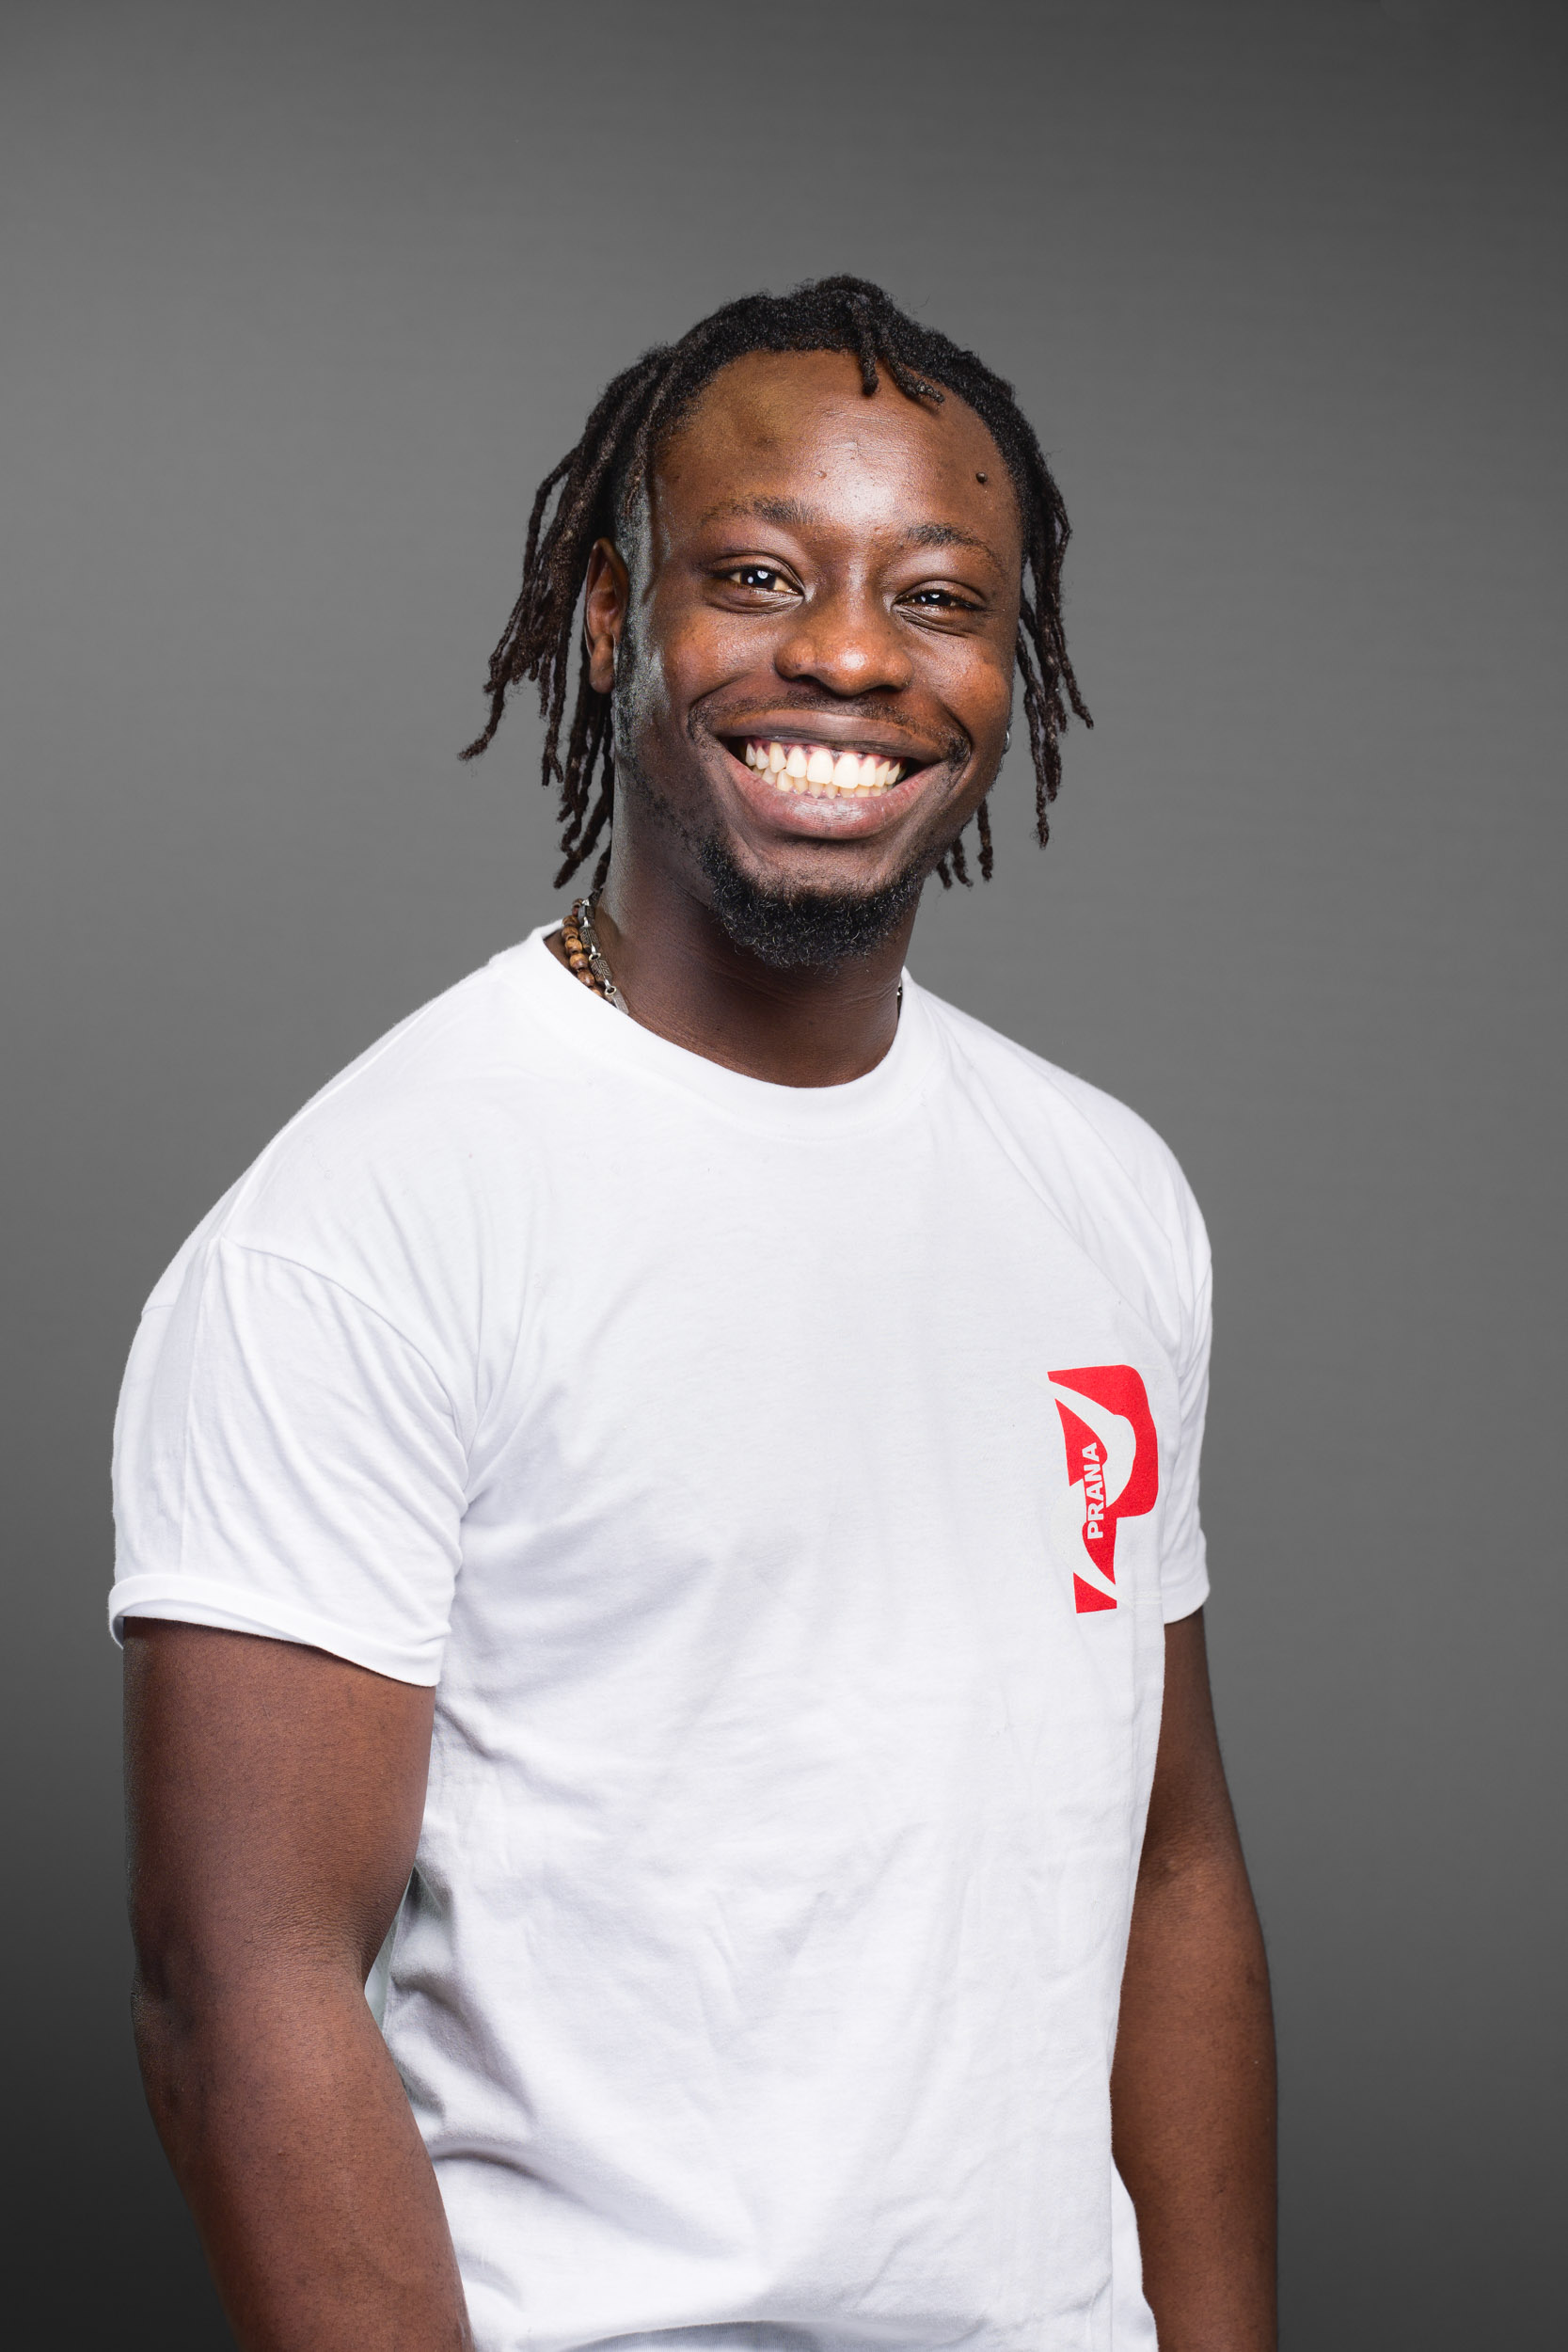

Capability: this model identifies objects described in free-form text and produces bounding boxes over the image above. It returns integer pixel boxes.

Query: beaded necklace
[560,894,627,1013]
[560,891,904,1025]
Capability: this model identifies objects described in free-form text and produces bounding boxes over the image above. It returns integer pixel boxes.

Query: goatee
[694,832,929,970]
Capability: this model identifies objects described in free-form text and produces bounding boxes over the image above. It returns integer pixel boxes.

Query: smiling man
[115,280,1275,2352]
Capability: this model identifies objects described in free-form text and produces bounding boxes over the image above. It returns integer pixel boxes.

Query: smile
[734,738,914,798]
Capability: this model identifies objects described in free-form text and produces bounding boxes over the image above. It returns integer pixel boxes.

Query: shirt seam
[941,1025,1194,1395]
[107,1576,443,1682]
[214,1236,465,1442]
[939,1009,1208,1323]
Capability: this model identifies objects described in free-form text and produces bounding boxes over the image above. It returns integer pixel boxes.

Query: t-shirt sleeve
[1158,1181,1212,1624]
[110,1237,467,1684]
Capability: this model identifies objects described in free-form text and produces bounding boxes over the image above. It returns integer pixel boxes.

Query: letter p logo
[1048,1365,1159,1613]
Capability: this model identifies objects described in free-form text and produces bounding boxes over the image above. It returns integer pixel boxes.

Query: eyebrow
[698,497,1005,568]
[699,496,819,529]
[904,520,994,556]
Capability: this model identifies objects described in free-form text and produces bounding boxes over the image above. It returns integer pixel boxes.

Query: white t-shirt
[112,930,1212,2352]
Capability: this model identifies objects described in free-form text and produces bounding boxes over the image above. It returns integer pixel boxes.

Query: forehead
[647,349,1020,554]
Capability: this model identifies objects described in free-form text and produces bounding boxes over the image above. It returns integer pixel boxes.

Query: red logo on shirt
[1048,1365,1159,1613]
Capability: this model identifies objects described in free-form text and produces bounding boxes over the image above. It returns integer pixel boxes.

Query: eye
[722,563,794,593]
[900,586,981,612]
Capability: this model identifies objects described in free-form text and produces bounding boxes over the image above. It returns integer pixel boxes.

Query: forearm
[135,1961,471,2352]
[1111,1834,1276,2350]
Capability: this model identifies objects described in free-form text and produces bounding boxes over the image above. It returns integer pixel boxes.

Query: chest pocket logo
[1047,1365,1160,1613]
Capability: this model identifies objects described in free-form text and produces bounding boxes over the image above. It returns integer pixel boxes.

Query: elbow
[128,1901,208,2135]
[131,1970,182,2135]
[126,1866,250,2138]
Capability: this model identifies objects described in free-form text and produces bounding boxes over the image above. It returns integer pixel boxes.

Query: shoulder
[911,980,1211,1335]
[144,940,568,1327]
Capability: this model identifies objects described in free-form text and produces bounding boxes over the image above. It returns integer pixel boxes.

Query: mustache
[689,699,971,769]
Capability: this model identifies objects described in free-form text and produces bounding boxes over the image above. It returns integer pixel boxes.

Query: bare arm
[1111,1610,1277,2350]
[124,1619,472,2351]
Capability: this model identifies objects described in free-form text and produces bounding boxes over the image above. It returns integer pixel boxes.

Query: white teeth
[743,739,909,793]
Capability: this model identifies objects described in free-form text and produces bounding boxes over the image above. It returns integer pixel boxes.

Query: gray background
[3,1,1562,2342]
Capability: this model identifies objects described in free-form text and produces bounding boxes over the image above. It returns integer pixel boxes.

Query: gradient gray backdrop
[4,2,1563,2343]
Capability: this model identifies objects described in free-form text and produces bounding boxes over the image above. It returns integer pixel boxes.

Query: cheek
[623,601,751,736]
[660,601,768,697]
[612,610,681,741]
[938,635,1017,740]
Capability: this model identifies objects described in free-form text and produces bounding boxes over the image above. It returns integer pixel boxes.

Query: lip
[713,731,951,838]
[718,715,943,767]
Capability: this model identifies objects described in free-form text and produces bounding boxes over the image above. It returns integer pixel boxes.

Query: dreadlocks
[460,276,1091,893]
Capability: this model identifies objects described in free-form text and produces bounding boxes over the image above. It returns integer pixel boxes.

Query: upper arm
[124,1620,436,1998]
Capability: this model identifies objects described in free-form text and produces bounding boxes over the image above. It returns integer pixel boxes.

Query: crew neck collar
[499,925,937,1137]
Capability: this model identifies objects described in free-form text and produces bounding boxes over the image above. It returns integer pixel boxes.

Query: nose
[774,580,914,699]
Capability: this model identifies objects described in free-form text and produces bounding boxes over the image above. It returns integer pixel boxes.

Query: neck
[578,838,915,1089]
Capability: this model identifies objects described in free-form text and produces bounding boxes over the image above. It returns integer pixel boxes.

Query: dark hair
[461,276,1090,891]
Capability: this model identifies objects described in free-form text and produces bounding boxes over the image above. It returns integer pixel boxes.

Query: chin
[696,833,930,969]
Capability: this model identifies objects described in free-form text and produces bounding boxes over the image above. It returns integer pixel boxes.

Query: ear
[583,539,629,695]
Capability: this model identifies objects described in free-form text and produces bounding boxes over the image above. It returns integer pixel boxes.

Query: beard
[692,829,932,969]
[610,694,967,970]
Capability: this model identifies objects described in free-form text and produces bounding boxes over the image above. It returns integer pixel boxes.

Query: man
[115,278,1275,2352]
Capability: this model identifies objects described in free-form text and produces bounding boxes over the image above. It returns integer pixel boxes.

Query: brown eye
[903,588,978,612]
[730,565,788,591]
